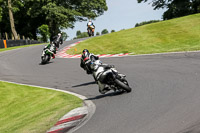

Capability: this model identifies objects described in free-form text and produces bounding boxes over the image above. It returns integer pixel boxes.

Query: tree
[38,24,49,42]
[0,0,108,40]
[41,0,108,40]
[8,0,18,39]
[76,30,81,37]
[62,32,69,41]
[101,29,109,35]
[137,0,200,20]
[111,30,115,33]
[191,0,200,13]
[163,0,192,20]
[96,32,100,36]
[0,0,3,22]
[76,32,89,39]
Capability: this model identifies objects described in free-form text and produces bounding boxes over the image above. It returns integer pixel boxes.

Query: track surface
[1,40,200,133]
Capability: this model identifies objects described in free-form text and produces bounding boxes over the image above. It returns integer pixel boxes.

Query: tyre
[114,79,132,93]
[41,55,48,64]
[47,55,51,61]
[88,29,92,37]
[88,32,91,37]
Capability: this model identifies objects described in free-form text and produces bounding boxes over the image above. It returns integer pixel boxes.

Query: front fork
[41,50,45,57]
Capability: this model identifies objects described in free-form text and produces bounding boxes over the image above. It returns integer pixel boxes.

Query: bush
[135,20,161,27]
[38,24,50,42]
[96,32,100,36]
[101,29,109,35]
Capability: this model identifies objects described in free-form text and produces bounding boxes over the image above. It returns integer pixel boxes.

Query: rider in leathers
[87,20,95,36]
[52,33,63,49]
[80,49,113,94]
[80,49,99,74]
[43,43,56,59]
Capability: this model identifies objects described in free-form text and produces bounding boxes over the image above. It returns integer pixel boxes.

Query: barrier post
[3,40,7,48]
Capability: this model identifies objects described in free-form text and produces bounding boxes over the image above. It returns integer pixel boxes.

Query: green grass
[0,81,82,133]
[67,13,200,55]
[0,43,46,52]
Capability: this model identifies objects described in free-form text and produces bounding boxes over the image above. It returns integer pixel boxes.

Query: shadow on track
[85,91,125,101]
[72,81,96,88]
[39,62,53,65]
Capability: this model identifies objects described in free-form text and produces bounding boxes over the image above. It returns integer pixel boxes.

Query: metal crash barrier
[0,40,43,49]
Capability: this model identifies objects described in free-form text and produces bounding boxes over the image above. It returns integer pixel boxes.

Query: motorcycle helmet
[82,49,90,61]
[83,49,89,54]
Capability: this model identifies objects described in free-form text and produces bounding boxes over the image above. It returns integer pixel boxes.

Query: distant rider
[87,19,95,36]
[52,33,63,49]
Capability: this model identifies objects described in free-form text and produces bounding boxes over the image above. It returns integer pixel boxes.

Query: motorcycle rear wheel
[114,79,132,93]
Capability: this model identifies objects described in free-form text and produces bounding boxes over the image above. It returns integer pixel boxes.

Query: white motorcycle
[41,44,55,64]
[91,60,132,93]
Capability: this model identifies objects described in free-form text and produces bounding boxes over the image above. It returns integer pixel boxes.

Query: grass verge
[0,43,46,52]
[0,81,82,133]
[67,13,200,55]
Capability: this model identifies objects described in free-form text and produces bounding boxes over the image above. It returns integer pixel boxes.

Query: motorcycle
[41,44,55,64]
[91,60,132,93]
[88,25,95,37]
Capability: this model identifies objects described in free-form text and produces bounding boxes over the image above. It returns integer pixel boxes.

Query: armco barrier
[0,40,43,48]
[0,40,4,48]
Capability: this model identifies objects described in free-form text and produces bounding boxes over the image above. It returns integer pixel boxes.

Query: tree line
[0,0,107,41]
[135,0,200,27]
[74,29,115,39]
[0,0,199,41]
[137,0,200,20]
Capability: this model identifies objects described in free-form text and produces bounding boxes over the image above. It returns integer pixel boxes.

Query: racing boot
[52,54,55,59]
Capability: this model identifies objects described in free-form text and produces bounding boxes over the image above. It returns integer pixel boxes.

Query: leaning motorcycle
[41,44,55,64]
[88,25,95,37]
[91,60,132,93]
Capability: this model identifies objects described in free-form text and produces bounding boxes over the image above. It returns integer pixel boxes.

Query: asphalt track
[1,40,200,133]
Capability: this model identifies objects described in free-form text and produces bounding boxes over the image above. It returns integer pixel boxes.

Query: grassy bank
[67,13,200,55]
[0,81,82,133]
[0,43,46,52]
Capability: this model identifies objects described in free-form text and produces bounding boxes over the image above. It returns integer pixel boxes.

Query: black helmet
[83,49,89,54]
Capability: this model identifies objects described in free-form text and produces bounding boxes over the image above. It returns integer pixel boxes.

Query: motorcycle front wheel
[88,32,91,37]
[41,54,49,64]
[47,55,51,61]
[114,79,132,93]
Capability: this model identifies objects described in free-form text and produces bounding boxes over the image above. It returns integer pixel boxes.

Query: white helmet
[58,33,61,36]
